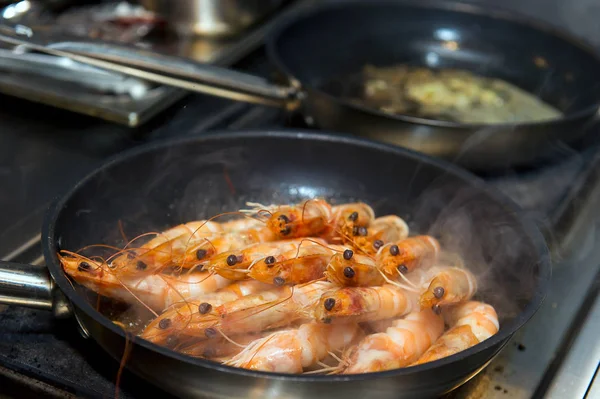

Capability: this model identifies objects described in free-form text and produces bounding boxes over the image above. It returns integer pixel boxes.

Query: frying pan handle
[0,261,72,318]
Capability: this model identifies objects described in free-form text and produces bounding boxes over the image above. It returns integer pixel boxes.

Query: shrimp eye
[348,211,359,222]
[278,214,290,223]
[226,254,238,266]
[358,227,368,236]
[343,249,354,260]
[389,245,400,256]
[136,261,147,270]
[158,318,172,330]
[432,304,442,315]
[280,226,292,236]
[324,298,336,311]
[433,286,445,298]
[273,277,285,286]
[78,262,91,272]
[397,264,408,274]
[199,302,212,314]
[343,267,355,279]
[265,255,276,265]
[373,240,384,250]
[196,249,208,260]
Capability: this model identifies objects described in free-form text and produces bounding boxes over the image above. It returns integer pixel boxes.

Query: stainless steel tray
[0,0,301,127]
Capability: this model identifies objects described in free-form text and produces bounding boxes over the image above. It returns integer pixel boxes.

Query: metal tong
[0,23,296,107]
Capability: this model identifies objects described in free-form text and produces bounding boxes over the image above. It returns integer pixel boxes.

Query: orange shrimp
[320,202,375,244]
[139,280,270,346]
[247,242,340,286]
[225,322,362,373]
[241,199,333,239]
[325,249,384,287]
[204,239,308,280]
[343,309,444,373]
[352,215,409,255]
[140,281,333,345]
[313,285,414,324]
[59,252,231,312]
[109,220,224,277]
[376,236,440,278]
[178,331,272,359]
[220,217,277,244]
[412,301,499,365]
[419,267,477,310]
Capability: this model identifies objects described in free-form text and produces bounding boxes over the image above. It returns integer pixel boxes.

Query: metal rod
[0,261,53,310]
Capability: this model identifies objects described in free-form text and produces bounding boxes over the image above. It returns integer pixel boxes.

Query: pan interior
[49,133,548,373]
[269,1,600,117]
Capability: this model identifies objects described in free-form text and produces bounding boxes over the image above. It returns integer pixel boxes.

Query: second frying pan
[1,0,599,170]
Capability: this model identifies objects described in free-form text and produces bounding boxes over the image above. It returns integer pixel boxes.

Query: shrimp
[204,239,309,280]
[248,242,339,286]
[140,281,333,345]
[343,309,444,373]
[352,215,409,255]
[320,202,375,244]
[314,285,414,324]
[241,199,333,239]
[376,236,440,278]
[59,252,231,312]
[412,301,499,365]
[140,280,271,346]
[220,217,277,244]
[109,220,224,277]
[225,322,362,373]
[178,331,272,359]
[325,249,384,287]
[419,267,477,310]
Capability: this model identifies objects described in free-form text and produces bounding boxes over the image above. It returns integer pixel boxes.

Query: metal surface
[0,27,296,107]
[139,0,285,37]
[544,279,600,399]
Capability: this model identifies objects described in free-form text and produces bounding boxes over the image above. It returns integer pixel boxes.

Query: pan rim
[42,129,551,382]
[265,0,600,130]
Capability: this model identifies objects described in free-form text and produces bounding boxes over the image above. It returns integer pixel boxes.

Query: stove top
[1,1,600,398]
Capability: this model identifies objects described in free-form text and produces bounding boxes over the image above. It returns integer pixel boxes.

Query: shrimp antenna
[377,269,420,293]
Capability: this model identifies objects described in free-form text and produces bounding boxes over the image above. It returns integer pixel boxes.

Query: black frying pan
[0,130,550,398]
[1,0,598,171]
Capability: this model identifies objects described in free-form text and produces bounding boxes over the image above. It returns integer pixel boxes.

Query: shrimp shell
[205,239,306,280]
[412,301,499,365]
[419,267,477,309]
[243,199,333,239]
[325,251,384,287]
[59,252,231,312]
[343,309,444,373]
[248,242,337,286]
[143,281,333,344]
[140,280,271,345]
[352,215,409,255]
[110,220,224,277]
[225,322,362,373]
[376,236,440,277]
[314,284,414,324]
